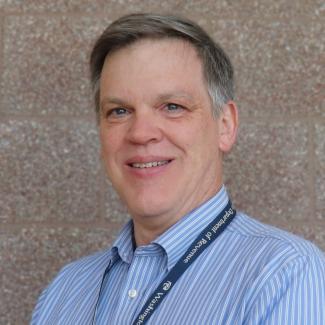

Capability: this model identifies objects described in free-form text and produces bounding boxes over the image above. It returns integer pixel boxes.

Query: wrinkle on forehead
[104,37,201,64]
[99,37,211,111]
[103,38,203,80]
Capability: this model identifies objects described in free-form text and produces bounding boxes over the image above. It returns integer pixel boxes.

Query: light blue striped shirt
[31,186,325,324]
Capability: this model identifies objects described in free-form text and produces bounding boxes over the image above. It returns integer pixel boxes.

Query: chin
[121,187,170,215]
[129,206,165,219]
[126,199,171,220]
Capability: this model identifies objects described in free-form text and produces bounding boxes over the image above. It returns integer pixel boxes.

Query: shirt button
[128,289,137,298]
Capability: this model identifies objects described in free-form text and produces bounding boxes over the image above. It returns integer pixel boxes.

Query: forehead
[100,38,209,101]
[105,37,202,67]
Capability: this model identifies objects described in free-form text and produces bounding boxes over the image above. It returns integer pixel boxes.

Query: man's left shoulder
[228,212,325,264]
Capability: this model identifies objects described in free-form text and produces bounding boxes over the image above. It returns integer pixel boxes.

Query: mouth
[129,160,172,169]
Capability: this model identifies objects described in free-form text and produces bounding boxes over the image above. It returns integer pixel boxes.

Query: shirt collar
[110,221,135,264]
[110,185,230,271]
[153,185,230,271]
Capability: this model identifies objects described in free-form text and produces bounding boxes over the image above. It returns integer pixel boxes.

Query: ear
[218,101,238,153]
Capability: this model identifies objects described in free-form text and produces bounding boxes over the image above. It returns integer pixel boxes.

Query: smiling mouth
[130,160,171,169]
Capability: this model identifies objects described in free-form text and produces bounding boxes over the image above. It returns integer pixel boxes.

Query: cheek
[100,133,109,157]
[179,119,213,146]
[100,130,117,165]
[100,125,120,150]
[190,125,219,161]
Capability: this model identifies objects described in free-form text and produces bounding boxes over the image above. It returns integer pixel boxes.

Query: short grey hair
[90,13,234,120]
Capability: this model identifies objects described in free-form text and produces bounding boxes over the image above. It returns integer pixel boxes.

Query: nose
[126,109,163,145]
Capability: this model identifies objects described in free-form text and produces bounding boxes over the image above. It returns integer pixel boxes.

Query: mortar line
[1,220,123,230]
[0,11,5,113]
[0,114,97,122]
[307,116,317,221]
[99,163,106,222]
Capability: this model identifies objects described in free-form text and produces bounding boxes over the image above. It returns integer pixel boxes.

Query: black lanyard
[132,201,236,325]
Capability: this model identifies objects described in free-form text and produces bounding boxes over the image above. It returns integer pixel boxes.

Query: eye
[165,103,185,113]
[105,107,129,119]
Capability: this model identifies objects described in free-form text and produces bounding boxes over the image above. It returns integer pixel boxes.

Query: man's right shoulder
[31,248,113,324]
[52,248,112,288]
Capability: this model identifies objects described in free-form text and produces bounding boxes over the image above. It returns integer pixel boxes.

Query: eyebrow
[101,97,128,107]
[101,91,194,107]
[156,92,194,102]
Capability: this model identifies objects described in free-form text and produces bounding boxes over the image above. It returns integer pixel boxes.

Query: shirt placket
[114,247,165,324]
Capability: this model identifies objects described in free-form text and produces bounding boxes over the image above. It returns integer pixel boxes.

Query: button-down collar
[153,185,229,271]
[109,185,229,272]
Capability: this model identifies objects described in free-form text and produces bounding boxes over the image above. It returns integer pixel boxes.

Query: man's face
[99,39,224,228]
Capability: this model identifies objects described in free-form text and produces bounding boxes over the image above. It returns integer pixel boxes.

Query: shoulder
[226,212,325,297]
[31,248,112,324]
[221,211,325,291]
[228,213,325,323]
[228,211,325,262]
[49,248,111,286]
[50,248,112,293]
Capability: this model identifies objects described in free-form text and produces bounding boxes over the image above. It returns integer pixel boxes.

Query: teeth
[131,160,169,168]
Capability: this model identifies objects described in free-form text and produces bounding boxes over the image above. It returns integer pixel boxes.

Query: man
[31,13,325,324]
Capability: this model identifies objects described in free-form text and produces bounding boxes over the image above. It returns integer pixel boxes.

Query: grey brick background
[0,1,324,323]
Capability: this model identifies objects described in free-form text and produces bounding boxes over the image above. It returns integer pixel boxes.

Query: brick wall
[0,1,324,323]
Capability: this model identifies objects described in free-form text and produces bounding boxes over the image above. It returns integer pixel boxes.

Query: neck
[133,217,176,246]
[131,184,224,246]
